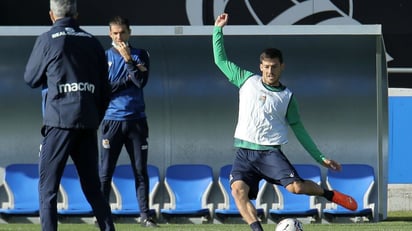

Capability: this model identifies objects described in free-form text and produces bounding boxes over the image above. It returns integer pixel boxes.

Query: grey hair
[50,0,77,18]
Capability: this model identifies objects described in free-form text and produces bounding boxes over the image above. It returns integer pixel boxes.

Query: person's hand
[137,64,147,72]
[215,13,228,27]
[322,158,342,171]
[114,41,132,62]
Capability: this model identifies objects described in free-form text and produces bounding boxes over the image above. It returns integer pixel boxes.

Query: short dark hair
[109,16,131,31]
[260,48,283,63]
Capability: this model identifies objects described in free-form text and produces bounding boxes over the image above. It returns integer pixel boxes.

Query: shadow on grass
[385,211,412,222]
[385,217,412,222]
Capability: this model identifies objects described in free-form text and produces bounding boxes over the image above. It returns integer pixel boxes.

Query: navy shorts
[230,148,303,199]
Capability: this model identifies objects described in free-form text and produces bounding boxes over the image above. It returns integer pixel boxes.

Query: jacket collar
[52,17,79,28]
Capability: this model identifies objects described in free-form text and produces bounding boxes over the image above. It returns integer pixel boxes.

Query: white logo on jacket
[58,82,95,94]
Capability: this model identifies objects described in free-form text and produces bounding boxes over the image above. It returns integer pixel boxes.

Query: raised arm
[213,13,254,88]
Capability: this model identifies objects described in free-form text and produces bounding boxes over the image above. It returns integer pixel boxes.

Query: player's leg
[230,148,263,231]
[285,179,357,211]
[125,119,157,227]
[99,120,123,200]
[231,180,260,222]
[72,129,115,231]
[285,179,324,195]
[38,126,71,231]
[267,149,358,211]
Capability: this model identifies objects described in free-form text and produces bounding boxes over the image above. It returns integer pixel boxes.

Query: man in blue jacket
[24,0,115,230]
[98,16,157,227]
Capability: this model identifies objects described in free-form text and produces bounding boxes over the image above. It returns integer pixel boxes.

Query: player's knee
[286,181,305,194]
[231,181,248,199]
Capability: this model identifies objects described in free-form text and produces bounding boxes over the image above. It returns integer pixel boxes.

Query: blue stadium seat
[110,164,160,217]
[0,163,39,217]
[269,164,322,222]
[323,164,375,222]
[160,164,213,221]
[57,164,93,215]
[214,164,266,221]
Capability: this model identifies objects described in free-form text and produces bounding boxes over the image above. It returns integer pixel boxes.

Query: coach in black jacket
[23,0,114,230]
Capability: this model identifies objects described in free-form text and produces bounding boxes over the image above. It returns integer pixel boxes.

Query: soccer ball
[275,218,304,231]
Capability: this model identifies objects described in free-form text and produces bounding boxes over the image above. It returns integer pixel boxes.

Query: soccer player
[98,16,157,227]
[23,0,115,230]
[213,13,358,231]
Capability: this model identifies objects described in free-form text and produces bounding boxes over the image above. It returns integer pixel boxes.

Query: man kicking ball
[212,13,357,231]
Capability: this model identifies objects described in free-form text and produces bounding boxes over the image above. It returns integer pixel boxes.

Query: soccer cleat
[141,218,159,228]
[332,190,358,211]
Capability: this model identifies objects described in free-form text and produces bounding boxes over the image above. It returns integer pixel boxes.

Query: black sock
[250,221,264,231]
[323,189,334,201]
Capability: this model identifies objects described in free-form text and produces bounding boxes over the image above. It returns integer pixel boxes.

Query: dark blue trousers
[39,126,115,231]
[99,119,150,220]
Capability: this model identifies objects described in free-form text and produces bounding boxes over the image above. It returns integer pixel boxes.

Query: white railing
[388,68,412,74]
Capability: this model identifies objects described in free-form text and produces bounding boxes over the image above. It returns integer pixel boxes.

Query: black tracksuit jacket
[24,17,110,129]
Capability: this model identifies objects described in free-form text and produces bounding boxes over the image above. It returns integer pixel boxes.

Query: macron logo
[58,82,95,94]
